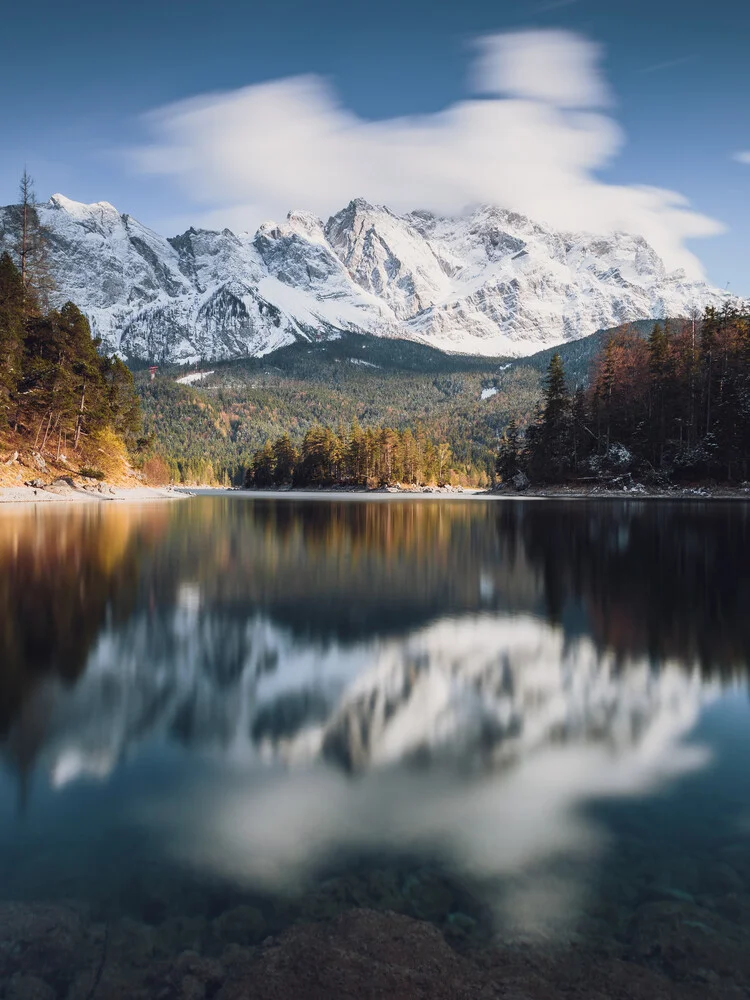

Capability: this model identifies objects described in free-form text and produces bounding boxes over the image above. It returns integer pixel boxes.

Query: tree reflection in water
[0,496,749,993]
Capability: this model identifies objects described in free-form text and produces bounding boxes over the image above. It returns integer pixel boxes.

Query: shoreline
[187,484,750,501]
[0,482,189,504]
[3,482,747,505]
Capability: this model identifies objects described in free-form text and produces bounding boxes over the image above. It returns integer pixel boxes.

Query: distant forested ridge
[136,333,536,486]
[499,308,750,485]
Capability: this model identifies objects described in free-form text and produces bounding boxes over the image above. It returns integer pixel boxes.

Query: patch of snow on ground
[176,371,215,385]
[481,387,498,400]
[349,358,381,369]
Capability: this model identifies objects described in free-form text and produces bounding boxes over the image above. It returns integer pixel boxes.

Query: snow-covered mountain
[0,193,735,361]
[2,606,713,933]
[4,603,712,788]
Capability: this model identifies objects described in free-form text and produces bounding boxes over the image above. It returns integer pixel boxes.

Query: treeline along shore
[242,308,750,493]
[498,308,750,489]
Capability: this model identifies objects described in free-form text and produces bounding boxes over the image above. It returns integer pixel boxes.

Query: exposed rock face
[0,195,735,363]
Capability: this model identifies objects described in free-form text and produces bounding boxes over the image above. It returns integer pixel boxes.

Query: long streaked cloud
[471,30,611,107]
[133,29,722,277]
[640,55,694,74]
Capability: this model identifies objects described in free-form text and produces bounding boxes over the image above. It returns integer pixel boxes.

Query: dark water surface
[1,495,749,989]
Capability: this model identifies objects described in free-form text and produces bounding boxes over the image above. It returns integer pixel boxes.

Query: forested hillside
[135,323,667,486]
[136,333,542,484]
[0,250,142,483]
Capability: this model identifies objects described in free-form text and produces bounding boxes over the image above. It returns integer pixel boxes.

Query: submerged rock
[213,908,494,1000]
[0,898,745,999]
[213,905,266,946]
[4,974,56,1000]
[628,899,750,983]
[0,903,95,994]
[402,867,456,922]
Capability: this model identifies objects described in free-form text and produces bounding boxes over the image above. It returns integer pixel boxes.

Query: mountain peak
[0,194,737,363]
[285,209,326,241]
[49,193,120,218]
[347,197,377,213]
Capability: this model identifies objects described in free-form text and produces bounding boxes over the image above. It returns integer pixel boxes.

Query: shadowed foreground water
[0,496,749,998]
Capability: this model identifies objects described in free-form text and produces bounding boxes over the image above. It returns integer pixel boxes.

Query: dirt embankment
[0,431,184,503]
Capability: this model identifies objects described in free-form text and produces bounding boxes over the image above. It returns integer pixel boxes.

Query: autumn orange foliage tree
[502,307,750,484]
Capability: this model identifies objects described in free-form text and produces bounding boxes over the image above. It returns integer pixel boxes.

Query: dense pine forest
[0,250,141,475]
[244,423,461,489]
[500,309,750,485]
[135,334,537,486]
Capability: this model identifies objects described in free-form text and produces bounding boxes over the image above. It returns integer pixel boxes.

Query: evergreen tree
[496,418,521,482]
[296,425,332,486]
[58,302,108,446]
[347,418,367,485]
[378,426,399,484]
[105,356,142,443]
[571,386,592,472]
[400,428,419,483]
[0,253,24,421]
[10,170,53,311]
[647,322,671,464]
[251,441,275,488]
[272,433,297,485]
[0,260,142,466]
[527,353,572,481]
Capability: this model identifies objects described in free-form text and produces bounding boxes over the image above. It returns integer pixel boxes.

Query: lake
[1,494,749,994]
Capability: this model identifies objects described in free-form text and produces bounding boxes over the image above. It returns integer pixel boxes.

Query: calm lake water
[1,495,749,985]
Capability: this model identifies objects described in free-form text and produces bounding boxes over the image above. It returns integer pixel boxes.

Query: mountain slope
[135,320,661,482]
[0,194,734,363]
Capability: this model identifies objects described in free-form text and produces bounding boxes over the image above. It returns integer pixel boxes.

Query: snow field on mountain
[0,194,736,362]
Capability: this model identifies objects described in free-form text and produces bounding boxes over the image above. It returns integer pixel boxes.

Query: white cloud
[133,29,722,277]
[471,30,611,107]
[640,55,694,74]
[733,151,750,164]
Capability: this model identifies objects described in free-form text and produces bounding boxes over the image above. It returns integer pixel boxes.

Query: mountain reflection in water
[0,496,748,948]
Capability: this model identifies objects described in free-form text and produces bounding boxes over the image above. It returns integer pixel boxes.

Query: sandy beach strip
[0,484,188,503]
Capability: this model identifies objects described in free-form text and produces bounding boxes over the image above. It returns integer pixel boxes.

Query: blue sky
[1,0,748,291]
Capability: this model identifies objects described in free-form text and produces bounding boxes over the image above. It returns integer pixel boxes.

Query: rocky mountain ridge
[0,193,735,362]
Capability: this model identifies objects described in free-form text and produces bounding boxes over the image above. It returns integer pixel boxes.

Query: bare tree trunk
[34,412,49,449]
[20,179,29,292]
[74,381,86,449]
[40,411,55,452]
